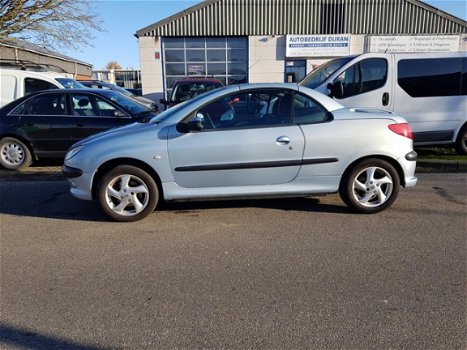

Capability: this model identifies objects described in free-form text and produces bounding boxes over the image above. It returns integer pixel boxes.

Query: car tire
[454,125,467,155]
[97,165,159,222]
[339,158,400,214]
[0,137,33,170]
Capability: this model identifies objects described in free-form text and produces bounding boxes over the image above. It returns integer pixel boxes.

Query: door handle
[76,123,85,127]
[276,136,290,145]
[382,92,390,106]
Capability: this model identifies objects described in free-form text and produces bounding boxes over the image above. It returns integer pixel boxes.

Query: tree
[0,0,103,51]
[105,61,122,70]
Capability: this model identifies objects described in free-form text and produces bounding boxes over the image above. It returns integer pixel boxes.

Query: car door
[330,55,393,110]
[69,92,133,143]
[15,91,73,156]
[167,89,305,188]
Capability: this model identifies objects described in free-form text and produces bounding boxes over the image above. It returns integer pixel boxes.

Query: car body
[79,80,158,111]
[0,67,86,108]
[299,52,467,154]
[160,78,223,109]
[63,83,417,221]
[0,88,158,170]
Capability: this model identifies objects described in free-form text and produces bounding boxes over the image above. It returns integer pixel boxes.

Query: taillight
[388,123,413,139]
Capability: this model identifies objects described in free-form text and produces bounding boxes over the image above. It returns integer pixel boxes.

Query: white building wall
[139,36,163,105]
[248,36,286,83]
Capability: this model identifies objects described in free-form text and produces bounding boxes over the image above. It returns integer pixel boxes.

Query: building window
[163,37,248,98]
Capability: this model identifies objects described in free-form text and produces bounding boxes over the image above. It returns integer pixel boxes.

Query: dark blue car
[0,89,156,170]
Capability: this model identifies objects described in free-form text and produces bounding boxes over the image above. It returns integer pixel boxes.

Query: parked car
[0,89,157,170]
[0,67,86,108]
[63,83,417,222]
[159,78,223,109]
[299,52,467,154]
[79,80,157,111]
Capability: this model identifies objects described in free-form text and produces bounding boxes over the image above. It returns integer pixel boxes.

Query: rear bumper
[398,153,418,188]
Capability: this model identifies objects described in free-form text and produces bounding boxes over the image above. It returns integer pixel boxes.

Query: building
[0,38,92,79]
[91,69,143,91]
[136,0,467,105]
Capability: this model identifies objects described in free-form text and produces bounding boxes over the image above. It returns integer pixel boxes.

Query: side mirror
[177,113,205,133]
[114,110,127,118]
[189,113,205,131]
[326,83,334,97]
[159,98,169,105]
[327,81,344,99]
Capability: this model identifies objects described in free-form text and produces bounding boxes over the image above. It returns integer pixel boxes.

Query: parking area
[0,172,465,349]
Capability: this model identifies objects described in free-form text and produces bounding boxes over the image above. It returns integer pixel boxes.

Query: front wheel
[339,159,400,214]
[97,165,159,222]
[454,126,467,155]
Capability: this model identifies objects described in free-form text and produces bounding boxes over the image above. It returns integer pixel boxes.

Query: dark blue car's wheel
[97,165,159,222]
[0,137,33,171]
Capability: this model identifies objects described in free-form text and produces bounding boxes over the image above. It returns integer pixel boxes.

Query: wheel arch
[340,155,406,188]
[92,158,164,200]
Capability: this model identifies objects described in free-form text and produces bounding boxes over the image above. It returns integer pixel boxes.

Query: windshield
[299,57,354,89]
[99,90,151,115]
[55,78,86,89]
[171,82,222,102]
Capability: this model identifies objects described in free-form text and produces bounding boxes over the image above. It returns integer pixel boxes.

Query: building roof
[0,38,92,67]
[136,0,467,37]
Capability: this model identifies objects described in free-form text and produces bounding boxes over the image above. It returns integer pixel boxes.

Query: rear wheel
[97,165,159,222]
[454,125,467,155]
[0,137,33,170]
[340,158,400,214]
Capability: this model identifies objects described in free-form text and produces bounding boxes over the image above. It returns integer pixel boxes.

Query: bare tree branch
[0,0,104,51]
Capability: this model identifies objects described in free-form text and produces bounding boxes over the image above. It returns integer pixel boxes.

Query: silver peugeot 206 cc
[63,83,417,222]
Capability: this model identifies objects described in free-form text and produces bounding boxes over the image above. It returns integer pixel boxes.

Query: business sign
[369,35,460,53]
[286,35,351,57]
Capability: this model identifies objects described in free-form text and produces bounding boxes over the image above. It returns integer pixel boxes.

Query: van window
[299,56,353,89]
[334,58,387,98]
[398,58,462,97]
[24,78,59,95]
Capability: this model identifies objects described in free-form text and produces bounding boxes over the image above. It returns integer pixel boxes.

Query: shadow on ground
[0,178,351,222]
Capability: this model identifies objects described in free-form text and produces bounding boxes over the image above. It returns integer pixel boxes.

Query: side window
[24,94,66,115]
[398,58,462,97]
[293,93,330,124]
[71,94,119,117]
[24,78,59,95]
[188,89,293,131]
[334,58,387,98]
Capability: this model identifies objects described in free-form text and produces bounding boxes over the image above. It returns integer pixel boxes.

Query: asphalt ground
[0,169,466,349]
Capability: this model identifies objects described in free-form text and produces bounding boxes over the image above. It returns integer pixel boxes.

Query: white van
[299,52,467,154]
[0,68,85,108]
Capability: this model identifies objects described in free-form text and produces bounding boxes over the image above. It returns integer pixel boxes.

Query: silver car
[63,83,417,222]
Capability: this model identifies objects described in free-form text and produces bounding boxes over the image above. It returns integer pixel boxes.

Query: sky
[64,0,467,69]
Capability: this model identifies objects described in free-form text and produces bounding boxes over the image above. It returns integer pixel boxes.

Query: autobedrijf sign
[369,35,460,53]
[286,35,351,57]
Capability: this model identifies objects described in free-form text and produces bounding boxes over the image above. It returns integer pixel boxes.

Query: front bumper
[63,163,94,201]
[62,165,83,178]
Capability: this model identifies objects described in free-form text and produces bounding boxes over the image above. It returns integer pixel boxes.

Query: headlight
[65,145,84,161]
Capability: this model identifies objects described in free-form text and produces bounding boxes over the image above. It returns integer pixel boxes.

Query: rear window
[397,58,462,97]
